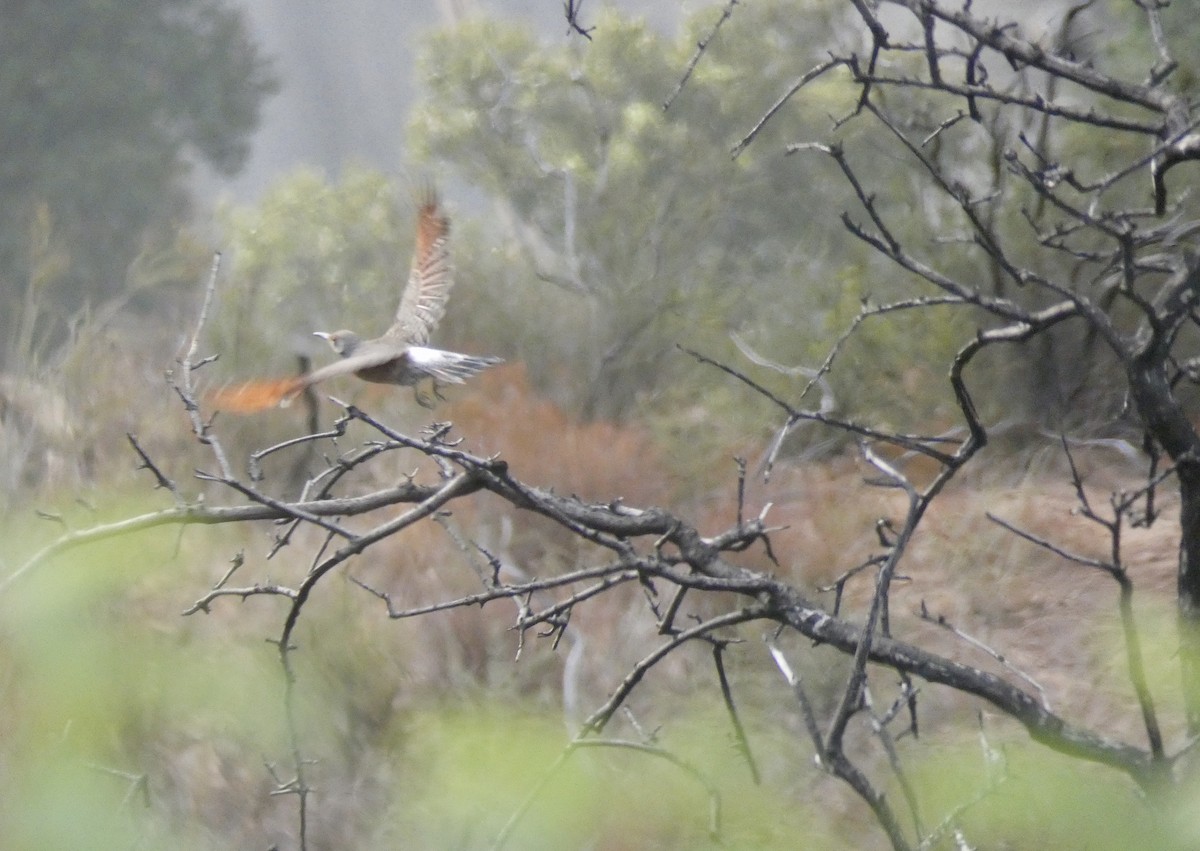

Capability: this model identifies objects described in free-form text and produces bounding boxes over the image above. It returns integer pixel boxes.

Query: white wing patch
[405,346,503,384]
[405,346,447,366]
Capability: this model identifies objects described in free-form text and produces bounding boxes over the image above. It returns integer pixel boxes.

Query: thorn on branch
[34,509,67,527]
[127,432,179,496]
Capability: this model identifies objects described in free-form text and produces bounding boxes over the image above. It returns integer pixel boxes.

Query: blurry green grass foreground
[0,509,823,849]
[4,477,1200,850]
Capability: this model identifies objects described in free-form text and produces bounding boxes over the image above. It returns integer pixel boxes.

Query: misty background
[198,0,681,203]
[6,2,1200,849]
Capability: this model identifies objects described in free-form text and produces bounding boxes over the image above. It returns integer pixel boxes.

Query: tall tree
[407,4,975,423]
[0,0,274,371]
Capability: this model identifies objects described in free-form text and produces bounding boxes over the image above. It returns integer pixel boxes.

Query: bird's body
[212,191,501,413]
[310,330,502,406]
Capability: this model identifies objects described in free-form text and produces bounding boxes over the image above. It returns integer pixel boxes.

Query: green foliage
[6,503,1197,849]
[373,704,833,849]
[405,0,1200,435]
[0,221,212,509]
[14,4,1200,849]
[214,168,417,375]
[0,513,275,850]
[2,502,834,849]
[410,4,872,421]
[908,740,1188,851]
[212,0,991,450]
[0,0,274,372]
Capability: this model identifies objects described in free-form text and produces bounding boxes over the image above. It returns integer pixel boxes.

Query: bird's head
[314,330,361,357]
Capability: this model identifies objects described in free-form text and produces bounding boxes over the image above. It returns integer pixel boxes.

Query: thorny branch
[721,0,1200,839]
[22,223,1181,846]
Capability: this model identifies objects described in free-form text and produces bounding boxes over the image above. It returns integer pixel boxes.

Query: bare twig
[663,0,738,112]
[985,512,1111,572]
[864,684,924,841]
[731,57,847,158]
[918,600,1052,711]
[581,607,767,735]
[492,736,721,849]
[170,253,233,481]
[563,0,594,40]
[916,713,1008,850]
[1135,0,1177,85]
[126,432,179,498]
[713,643,760,784]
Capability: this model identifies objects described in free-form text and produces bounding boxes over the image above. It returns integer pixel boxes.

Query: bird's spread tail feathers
[208,377,306,413]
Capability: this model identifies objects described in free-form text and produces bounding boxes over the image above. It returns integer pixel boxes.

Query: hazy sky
[200,0,685,204]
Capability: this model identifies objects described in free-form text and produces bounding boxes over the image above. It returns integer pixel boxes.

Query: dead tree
[756,0,1200,736]
[14,2,1200,849]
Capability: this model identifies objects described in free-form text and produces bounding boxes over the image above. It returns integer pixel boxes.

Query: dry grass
[734,442,1183,752]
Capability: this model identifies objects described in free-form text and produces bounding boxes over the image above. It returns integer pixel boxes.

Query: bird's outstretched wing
[208,348,402,413]
[208,377,306,413]
[387,189,453,346]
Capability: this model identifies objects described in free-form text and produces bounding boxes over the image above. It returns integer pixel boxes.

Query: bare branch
[918,600,1052,712]
[681,345,959,466]
[493,737,721,850]
[713,643,761,784]
[902,0,1177,114]
[864,684,924,841]
[985,511,1112,572]
[170,253,233,481]
[182,582,298,616]
[663,0,739,112]
[580,607,767,735]
[731,56,847,158]
[765,638,824,751]
[1135,0,1178,85]
[562,0,593,40]
[126,432,179,498]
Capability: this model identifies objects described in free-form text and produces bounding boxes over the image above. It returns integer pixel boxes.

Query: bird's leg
[415,379,448,408]
[413,386,435,409]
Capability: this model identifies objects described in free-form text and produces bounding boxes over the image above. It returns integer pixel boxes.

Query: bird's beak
[313,331,331,341]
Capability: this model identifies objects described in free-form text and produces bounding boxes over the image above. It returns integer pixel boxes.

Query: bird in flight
[211,190,502,413]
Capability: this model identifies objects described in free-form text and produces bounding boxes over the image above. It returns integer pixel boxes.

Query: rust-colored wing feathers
[388,190,453,346]
[208,345,404,412]
[208,377,306,413]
